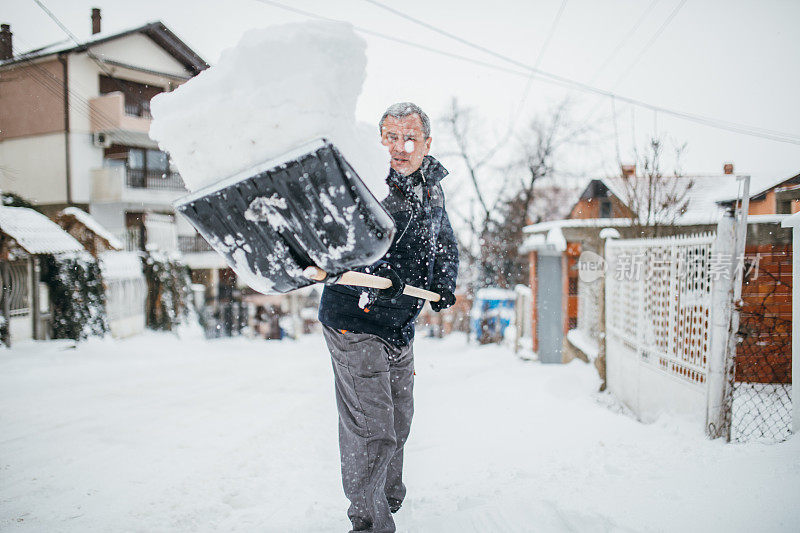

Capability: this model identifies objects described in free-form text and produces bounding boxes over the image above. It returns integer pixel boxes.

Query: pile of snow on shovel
[149,21,388,199]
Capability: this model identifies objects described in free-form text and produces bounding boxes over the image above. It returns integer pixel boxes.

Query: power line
[31,0,163,110]
[31,0,117,79]
[588,0,659,84]
[512,0,569,125]
[254,0,532,78]
[360,0,800,145]
[573,0,660,140]
[10,38,152,149]
[612,96,621,165]
[534,0,569,70]
[19,67,149,150]
[611,0,688,89]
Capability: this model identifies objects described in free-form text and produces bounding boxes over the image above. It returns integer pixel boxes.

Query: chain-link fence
[730,244,793,442]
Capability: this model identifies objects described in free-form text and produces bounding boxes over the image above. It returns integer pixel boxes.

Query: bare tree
[440,98,585,288]
[611,138,693,237]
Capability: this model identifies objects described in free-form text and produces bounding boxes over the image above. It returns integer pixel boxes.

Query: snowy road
[1,331,798,532]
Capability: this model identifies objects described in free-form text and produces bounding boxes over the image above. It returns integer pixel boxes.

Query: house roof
[0,207,84,255]
[1,21,208,75]
[58,207,123,250]
[522,213,788,236]
[716,172,800,204]
[567,172,790,227]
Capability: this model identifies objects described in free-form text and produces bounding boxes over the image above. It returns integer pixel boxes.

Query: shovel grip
[303,267,441,302]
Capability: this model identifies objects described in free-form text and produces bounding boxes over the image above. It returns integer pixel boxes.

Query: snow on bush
[42,251,108,340]
[150,20,389,199]
[142,250,192,332]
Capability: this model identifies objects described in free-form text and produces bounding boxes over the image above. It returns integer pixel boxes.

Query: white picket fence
[99,252,146,338]
[604,226,737,426]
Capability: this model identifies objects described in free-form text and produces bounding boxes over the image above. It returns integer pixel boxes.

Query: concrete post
[706,216,736,438]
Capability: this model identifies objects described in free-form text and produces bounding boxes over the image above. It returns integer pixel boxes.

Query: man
[318,102,459,533]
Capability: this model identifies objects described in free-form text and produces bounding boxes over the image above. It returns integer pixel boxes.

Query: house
[55,207,146,338]
[0,10,232,311]
[521,164,795,368]
[0,206,85,344]
[55,206,123,255]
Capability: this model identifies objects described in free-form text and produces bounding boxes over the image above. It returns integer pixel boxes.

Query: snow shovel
[174,139,440,301]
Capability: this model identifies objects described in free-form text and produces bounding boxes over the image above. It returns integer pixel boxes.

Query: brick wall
[736,244,792,383]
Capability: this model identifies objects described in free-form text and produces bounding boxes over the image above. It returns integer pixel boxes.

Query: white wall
[69,132,103,204]
[92,34,190,78]
[606,334,707,424]
[9,315,33,345]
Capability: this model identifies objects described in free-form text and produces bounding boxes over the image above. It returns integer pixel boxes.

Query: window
[128,149,145,170]
[104,146,183,190]
[126,148,170,175]
[599,198,612,218]
[147,150,169,172]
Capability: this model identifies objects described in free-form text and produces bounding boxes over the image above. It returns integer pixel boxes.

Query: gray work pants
[322,326,415,533]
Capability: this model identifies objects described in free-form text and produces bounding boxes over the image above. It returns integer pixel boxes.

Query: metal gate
[603,225,746,430]
[537,253,562,363]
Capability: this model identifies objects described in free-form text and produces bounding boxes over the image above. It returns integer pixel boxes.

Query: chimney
[0,24,12,61]
[91,8,101,35]
[621,164,636,178]
[723,162,734,175]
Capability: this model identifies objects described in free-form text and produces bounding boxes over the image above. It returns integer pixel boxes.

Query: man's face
[380,114,431,176]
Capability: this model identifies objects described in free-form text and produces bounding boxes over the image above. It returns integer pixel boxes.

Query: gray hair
[379,102,431,138]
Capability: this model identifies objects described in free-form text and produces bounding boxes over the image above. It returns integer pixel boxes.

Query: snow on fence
[7,260,30,317]
[3,260,33,343]
[572,272,602,358]
[99,251,146,338]
[513,284,533,354]
[604,230,729,425]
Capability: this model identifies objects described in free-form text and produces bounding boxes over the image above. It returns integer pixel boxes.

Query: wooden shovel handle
[303,267,441,302]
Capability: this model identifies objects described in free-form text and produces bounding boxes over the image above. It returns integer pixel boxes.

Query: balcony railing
[118,228,144,252]
[124,100,152,119]
[126,169,185,191]
[178,234,215,254]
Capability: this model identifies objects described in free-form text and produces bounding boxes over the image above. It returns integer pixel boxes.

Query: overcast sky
[6,0,800,186]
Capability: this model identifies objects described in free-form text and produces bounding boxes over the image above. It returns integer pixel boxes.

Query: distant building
[521,164,797,365]
[0,206,85,344]
[0,10,231,307]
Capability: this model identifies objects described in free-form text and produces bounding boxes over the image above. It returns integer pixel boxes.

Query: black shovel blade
[175,139,395,294]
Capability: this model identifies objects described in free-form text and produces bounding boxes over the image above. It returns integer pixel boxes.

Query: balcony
[126,168,185,191]
[178,234,214,253]
[178,233,227,270]
[92,166,186,205]
[89,92,151,134]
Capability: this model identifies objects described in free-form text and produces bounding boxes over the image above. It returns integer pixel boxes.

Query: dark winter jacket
[318,155,459,346]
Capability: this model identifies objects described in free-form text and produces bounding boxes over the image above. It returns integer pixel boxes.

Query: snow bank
[150,21,389,199]
[2,333,799,531]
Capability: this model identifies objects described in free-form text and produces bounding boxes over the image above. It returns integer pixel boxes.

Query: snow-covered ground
[1,331,798,532]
